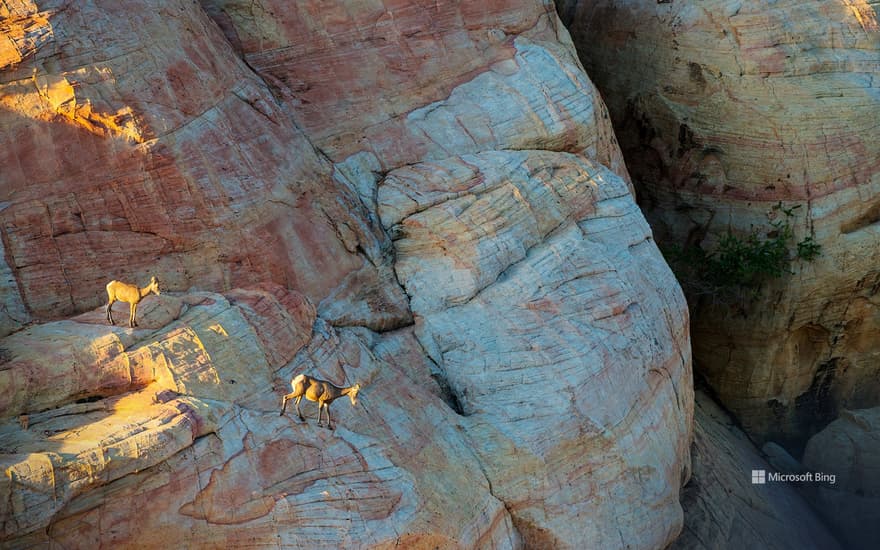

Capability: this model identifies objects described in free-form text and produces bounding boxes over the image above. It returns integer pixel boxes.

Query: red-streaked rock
[201,1,629,178]
[0,0,397,331]
[558,0,880,447]
[225,283,317,367]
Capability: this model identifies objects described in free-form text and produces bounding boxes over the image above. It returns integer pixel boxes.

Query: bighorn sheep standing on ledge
[106,276,160,328]
[280,373,360,430]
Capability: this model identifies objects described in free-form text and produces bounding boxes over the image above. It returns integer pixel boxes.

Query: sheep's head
[149,276,161,295]
[349,384,361,406]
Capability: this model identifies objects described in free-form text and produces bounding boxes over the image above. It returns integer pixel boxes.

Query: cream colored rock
[802,408,880,550]
[0,237,28,338]
[558,0,880,447]
[0,293,519,548]
[380,150,693,548]
[671,391,841,550]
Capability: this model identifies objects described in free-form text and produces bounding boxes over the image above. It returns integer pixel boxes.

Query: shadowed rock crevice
[670,389,842,550]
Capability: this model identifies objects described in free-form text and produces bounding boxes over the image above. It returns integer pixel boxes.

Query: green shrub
[663,203,821,300]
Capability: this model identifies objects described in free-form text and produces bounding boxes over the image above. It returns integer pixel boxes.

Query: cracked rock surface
[1,288,519,548]
[2,1,694,548]
[379,149,692,547]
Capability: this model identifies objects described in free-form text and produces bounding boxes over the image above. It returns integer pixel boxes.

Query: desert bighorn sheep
[280,373,360,430]
[105,276,160,328]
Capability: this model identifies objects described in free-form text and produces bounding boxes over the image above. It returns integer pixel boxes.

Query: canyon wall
[557,0,880,450]
[1,1,693,548]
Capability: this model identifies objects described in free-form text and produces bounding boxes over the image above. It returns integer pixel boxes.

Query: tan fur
[280,373,360,430]
[106,276,161,328]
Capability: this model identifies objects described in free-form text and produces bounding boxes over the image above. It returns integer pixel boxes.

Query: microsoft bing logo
[751,469,766,484]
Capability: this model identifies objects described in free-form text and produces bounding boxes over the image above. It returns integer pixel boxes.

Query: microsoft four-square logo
[751,469,766,484]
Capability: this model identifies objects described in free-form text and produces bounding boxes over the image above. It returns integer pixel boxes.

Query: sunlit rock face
[2,1,694,548]
[802,408,880,550]
[557,0,880,448]
[672,390,841,550]
[0,0,408,337]
[0,288,519,548]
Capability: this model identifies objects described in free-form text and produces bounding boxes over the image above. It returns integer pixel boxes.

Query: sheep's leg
[325,404,333,430]
[130,303,138,328]
[316,401,325,426]
[107,299,115,325]
[280,394,290,416]
[295,396,305,422]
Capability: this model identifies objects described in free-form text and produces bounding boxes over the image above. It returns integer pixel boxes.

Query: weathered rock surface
[201,0,629,177]
[380,149,693,548]
[0,0,407,336]
[802,407,880,550]
[672,390,841,550]
[0,289,519,548]
[2,1,696,548]
[558,0,880,448]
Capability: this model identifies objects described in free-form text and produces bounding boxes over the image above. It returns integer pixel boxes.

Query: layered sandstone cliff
[558,0,880,450]
[1,1,693,548]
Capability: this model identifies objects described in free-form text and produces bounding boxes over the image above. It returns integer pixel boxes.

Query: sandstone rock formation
[802,407,880,550]
[1,1,695,548]
[0,288,522,548]
[672,390,840,550]
[379,149,693,547]
[557,0,880,449]
[201,0,629,177]
[0,0,408,337]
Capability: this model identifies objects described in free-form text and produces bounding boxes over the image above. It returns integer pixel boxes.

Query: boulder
[802,407,880,550]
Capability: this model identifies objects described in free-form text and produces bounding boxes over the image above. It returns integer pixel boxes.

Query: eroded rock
[0,0,398,329]
[0,292,518,548]
[380,149,693,548]
[558,0,880,448]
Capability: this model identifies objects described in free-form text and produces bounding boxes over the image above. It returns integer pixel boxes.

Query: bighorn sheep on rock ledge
[106,276,160,328]
[280,373,360,430]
